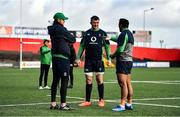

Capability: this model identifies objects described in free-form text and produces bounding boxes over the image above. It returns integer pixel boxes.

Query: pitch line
[133,97,180,101]
[104,80,180,84]
[0,100,82,107]
[1,96,180,108]
[133,102,180,108]
[47,95,180,108]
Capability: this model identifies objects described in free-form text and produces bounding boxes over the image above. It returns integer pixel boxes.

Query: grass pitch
[0,67,180,116]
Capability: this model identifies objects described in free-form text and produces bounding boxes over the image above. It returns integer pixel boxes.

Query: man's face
[91,20,99,30]
[58,19,65,26]
[45,41,49,46]
[119,23,123,32]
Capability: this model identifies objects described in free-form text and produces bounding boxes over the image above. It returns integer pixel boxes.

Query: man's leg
[85,74,93,102]
[51,59,60,107]
[117,73,128,107]
[39,64,45,87]
[96,73,105,107]
[44,65,50,87]
[96,74,104,100]
[127,74,133,104]
[79,73,93,106]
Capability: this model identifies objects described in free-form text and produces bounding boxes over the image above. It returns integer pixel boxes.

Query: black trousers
[69,65,74,85]
[51,57,70,103]
[39,64,50,87]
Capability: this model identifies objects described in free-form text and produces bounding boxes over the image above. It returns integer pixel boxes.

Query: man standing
[38,39,51,90]
[110,18,134,112]
[76,16,111,107]
[68,43,76,88]
[48,12,76,110]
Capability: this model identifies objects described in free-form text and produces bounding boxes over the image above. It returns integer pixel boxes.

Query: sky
[0,0,180,48]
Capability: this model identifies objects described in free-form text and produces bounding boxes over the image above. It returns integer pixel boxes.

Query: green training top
[40,45,52,65]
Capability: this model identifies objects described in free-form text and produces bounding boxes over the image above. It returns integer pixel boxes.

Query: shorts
[116,60,133,74]
[84,59,104,76]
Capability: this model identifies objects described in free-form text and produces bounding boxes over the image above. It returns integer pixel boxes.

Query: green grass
[0,67,180,116]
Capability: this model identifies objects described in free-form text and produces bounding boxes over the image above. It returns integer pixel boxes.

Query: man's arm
[103,40,111,61]
[41,46,51,55]
[76,37,85,60]
[110,33,128,59]
[63,27,76,43]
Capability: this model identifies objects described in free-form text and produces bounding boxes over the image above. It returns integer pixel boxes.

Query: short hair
[119,18,129,28]
[43,39,49,44]
[90,15,100,22]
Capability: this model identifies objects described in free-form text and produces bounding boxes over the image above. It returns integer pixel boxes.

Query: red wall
[1,38,180,61]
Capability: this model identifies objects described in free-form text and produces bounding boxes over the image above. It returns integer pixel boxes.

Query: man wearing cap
[110,18,134,112]
[38,39,51,90]
[48,12,76,110]
[76,15,111,107]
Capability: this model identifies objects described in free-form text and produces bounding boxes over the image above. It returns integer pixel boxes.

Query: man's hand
[107,60,112,67]
[75,59,81,67]
[105,36,111,40]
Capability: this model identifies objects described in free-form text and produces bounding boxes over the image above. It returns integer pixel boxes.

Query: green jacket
[40,45,52,65]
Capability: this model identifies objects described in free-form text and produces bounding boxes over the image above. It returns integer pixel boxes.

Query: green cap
[53,12,68,20]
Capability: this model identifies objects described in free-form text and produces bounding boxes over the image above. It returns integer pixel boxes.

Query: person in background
[110,18,134,112]
[38,39,51,90]
[48,12,76,110]
[68,43,76,88]
[76,15,111,107]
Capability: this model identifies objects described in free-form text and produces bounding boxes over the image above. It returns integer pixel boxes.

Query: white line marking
[0,101,82,107]
[134,97,180,101]
[1,96,180,108]
[133,102,180,108]
[47,95,180,108]
[104,80,180,84]
[0,102,49,107]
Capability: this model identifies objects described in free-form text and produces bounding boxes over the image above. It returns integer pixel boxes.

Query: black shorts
[116,60,133,74]
[84,59,104,73]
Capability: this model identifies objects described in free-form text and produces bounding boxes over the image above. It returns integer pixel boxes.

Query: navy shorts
[84,59,104,73]
[116,60,133,74]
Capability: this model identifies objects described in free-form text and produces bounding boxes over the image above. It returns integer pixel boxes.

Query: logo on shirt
[89,36,98,44]
[91,36,97,42]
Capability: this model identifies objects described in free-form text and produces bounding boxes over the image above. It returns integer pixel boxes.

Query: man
[68,43,76,88]
[48,12,76,110]
[76,16,111,107]
[110,18,134,112]
[38,39,51,90]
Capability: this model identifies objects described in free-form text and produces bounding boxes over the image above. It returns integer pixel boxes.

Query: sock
[126,103,132,106]
[98,83,104,100]
[120,105,125,109]
[86,84,92,102]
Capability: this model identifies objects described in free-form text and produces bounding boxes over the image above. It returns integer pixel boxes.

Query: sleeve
[103,32,111,60]
[41,46,51,55]
[63,28,76,43]
[110,33,119,42]
[111,33,128,56]
[77,34,86,60]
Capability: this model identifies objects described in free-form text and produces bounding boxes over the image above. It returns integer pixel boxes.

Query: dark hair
[119,18,129,28]
[43,40,49,44]
[90,15,100,22]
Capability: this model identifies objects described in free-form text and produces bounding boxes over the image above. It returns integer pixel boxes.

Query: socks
[86,84,92,102]
[98,83,104,100]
